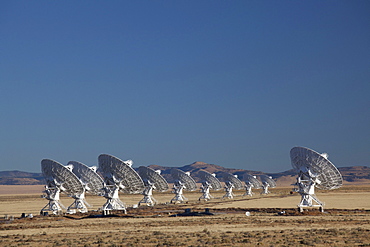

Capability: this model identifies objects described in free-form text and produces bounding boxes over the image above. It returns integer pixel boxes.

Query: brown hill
[1,164,369,186]
[148,161,259,184]
[0,177,42,185]
[0,171,44,185]
[338,166,370,182]
[148,162,370,187]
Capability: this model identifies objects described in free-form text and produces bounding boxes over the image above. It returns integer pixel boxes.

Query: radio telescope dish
[170,169,197,203]
[137,166,169,206]
[170,169,197,191]
[138,166,169,192]
[290,146,343,212]
[99,154,144,194]
[68,161,105,196]
[41,159,88,214]
[218,172,243,199]
[260,175,276,195]
[98,154,145,213]
[290,147,342,190]
[243,174,262,188]
[219,172,243,190]
[243,174,262,196]
[198,170,222,201]
[199,170,222,190]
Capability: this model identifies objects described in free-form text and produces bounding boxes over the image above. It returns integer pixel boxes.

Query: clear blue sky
[1,1,369,173]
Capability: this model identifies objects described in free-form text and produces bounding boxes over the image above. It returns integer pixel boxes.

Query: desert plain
[0,185,369,246]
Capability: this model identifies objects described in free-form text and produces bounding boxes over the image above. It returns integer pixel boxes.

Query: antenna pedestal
[260,175,276,194]
[171,194,187,203]
[297,194,324,212]
[41,186,64,215]
[139,184,157,206]
[222,183,234,199]
[41,159,89,215]
[199,183,213,201]
[41,201,64,215]
[243,183,254,196]
[138,195,156,206]
[170,183,187,203]
[67,193,89,214]
[102,185,127,214]
[295,172,324,212]
[290,147,343,213]
[261,182,270,194]
[243,175,262,196]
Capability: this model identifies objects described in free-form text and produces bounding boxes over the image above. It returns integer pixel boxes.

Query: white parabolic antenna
[243,173,262,196]
[290,147,342,190]
[99,154,144,194]
[170,168,197,191]
[68,161,105,196]
[41,159,87,214]
[198,170,222,201]
[199,170,222,191]
[290,146,343,212]
[243,174,262,189]
[219,172,243,199]
[138,166,169,192]
[170,168,197,203]
[260,175,277,187]
[219,172,244,190]
[98,154,144,213]
[260,175,276,194]
[137,166,169,206]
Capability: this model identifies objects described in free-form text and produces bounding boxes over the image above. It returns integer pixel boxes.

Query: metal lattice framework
[260,175,277,188]
[41,159,88,214]
[243,174,262,189]
[98,154,144,194]
[137,166,168,206]
[259,175,276,195]
[290,147,343,190]
[218,172,244,190]
[198,170,222,191]
[290,147,343,212]
[42,159,84,197]
[170,169,197,191]
[68,161,105,196]
[137,166,169,192]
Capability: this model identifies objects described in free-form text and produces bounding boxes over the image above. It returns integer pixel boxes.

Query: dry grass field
[0,185,369,246]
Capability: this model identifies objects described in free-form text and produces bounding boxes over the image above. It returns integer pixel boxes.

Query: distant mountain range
[0,162,369,186]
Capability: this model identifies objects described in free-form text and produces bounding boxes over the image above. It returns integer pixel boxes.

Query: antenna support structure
[294,168,324,212]
[98,154,145,214]
[138,181,157,206]
[244,182,254,196]
[170,181,187,203]
[222,181,235,199]
[137,166,168,207]
[170,169,197,204]
[66,193,89,214]
[198,170,222,201]
[290,147,343,213]
[243,174,261,197]
[260,175,276,195]
[41,159,89,215]
[219,172,243,199]
[199,181,213,201]
[41,184,65,215]
[101,175,127,214]
[261,182,270,195]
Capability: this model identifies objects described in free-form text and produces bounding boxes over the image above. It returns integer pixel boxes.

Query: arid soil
[0,185,369,246]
